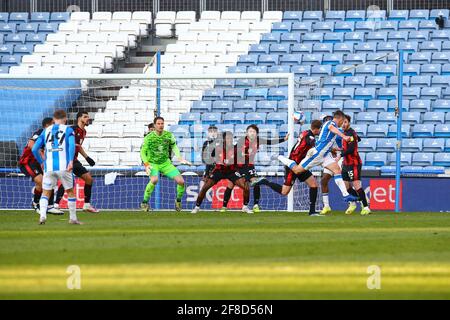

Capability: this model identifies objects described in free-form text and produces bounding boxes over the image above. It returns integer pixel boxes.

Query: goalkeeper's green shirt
[140,130,181,165]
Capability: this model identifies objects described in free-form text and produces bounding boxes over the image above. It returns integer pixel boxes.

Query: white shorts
[323,158,343,176]
[300,148,338,171]
[42,170,74,191]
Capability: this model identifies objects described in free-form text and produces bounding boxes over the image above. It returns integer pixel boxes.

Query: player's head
[343,115,351,131]
[53,109,67,124]
[246,124,259,140]
[322,115,333,123]
[42,117,53,128]
[222,131,234,146]
[310,120,322,135]
[76,111,89,127]
[147,123,155,132]
[207,125,218,139]
[332,110,345,127]
[153,116,164,133]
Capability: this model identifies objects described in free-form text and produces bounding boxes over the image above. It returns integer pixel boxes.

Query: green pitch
[0,210,449,300]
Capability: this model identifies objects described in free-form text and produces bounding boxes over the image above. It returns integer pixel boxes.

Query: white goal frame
[0,72,296,211]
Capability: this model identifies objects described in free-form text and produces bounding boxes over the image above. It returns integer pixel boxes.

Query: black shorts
[239,165,258,181]
[203,164,215,178]
[209,168,243,183]
[19,162,42,180]
[342,164,362,182]
[73,160,89,178]
[284,166,313,186]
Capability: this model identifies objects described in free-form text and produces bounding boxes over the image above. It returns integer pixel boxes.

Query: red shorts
[19,162,42,180]
[342,164,362,182]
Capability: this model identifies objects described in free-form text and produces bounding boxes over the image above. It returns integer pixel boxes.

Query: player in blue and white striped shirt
[278,110,358,202]
[32,109,82,225]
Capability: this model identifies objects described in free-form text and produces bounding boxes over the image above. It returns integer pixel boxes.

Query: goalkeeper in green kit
[140,117,192,212]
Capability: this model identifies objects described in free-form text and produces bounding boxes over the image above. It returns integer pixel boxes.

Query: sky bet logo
[370,179,402,210]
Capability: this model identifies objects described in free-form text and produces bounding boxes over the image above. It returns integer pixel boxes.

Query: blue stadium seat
[0,54,21,65]
[366,31,388,43]
[334,64,354,76]
[323,32,344,43]
[311,65,332,76]
[234,100,257,112]
[355,64,376,76]
[190,124,209,138]
[423,112,445,124]
[0,13,8,22]
[420,41,441,52]
[355,21,376,32]
[312,42,333,53]
[388,31,408,41]
[23,32,45,44]
[399,20,419,31]
[389,100,410,112]
[346,10,366,21]
[377,41,397,53]
[367,124,389,137]
[403,87,421,100]
[170,125,191,139]
[0,43,13,54]
[0,65,9,73]
[0,23,16,33]
[432,52,450,64]
[334,42,354,53]
[247,88,268,100]
[291,43,313,54]
[303,11,323,21]
[245,112,266,124]
[367,53,387,65]
[344,31,365,42]
[312,87,333,100]
[408,30,429,42]
[433,153,450,167]
[344,100,365,112]
[280,32,301,44]
[255,78,279,87]
[302,53,323,64]
[409,52,432,64]
[435,124,450,137]
[258,54,279,66]
[421,87,442,99]
[325,11,346,21]
[378,112,396,124]
[345,53,366,64]
[359,138,377,152]
[354,87,376,100]
[334,21,354,32]
[4,33,26,44]
[191,101,212,112]
[283,11,303,22]
[323,76,344,88]
[322,100,343,111]
[313,21,334,32]
[247,66,267,73]
[368,9,386,20]
[249,43,270,54]
[50,12,70,22]
[434,100,450,112]
[202,89,223,101]
[179,113,201,125]
[389,10,409,20]
[14,44,34,54]
[388,76,410,88]
[431,75,450,87]
[412,153,434,166]
[417,20,437,31]
[299,100,320,113]
[365,153,387,166]
[403,138,423,152]
[410,100,431,112]
[430,9,450,19]
[378,87,397,100]
[215,79,234,88]
[278,100,288,111]
[356,112,378,124]
[17,22,38,33]
[410,75,431,87]
[223,112,245,124]
[410,9,430,20]
[201,113,221,125]
[227,66,247,73]
[260,33,280,44]
[292,21,313,32]
[423,138,445,152]
[223,89,245,101]
[367,100,388,112]
[38,22,58,33]
[376,64,396,76]
[9,12,29,23]
[272,22,292,33]
[302,33,324,42]
[30,12,50,23]
[366,76,387,87]
[421,64,441,76]
[388,124,411,138]
[322,53,344,65]
[237,54,258,66]
[333,88,354,100]
[389,152,412,166]
[412,124,435,137]
[267,112,288,125]
[268,87,288,101]
[431,30,450,42]
[268,65,290,74]
[352,124,368,137]
[398,41,418,53]
[379,20,399,31]
[402,112,421,124]
[403,64,421,76]
[235,79,256,88]
[291,65,311,76]
[294,87,312,99]
[442,41,450,51]
[279,54,301,65]
[212,101,233,112]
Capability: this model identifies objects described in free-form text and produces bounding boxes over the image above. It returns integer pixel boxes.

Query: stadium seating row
[0,12,70,23]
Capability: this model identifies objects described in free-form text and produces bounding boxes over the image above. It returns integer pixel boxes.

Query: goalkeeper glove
[86,157,96,167]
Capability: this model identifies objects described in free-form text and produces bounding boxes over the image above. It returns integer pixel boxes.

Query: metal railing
[1,0,450,14]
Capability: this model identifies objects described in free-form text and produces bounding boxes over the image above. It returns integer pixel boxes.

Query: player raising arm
[140,116,191,212]
[255,120,322,216]
[54,111,99,213]
[32,109,82,225]
[277,110,358,202]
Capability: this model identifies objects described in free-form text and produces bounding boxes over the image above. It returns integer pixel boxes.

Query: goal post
[0,72,322,212]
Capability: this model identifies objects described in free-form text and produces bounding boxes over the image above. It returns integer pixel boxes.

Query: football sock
[323,193,330,207]
[357,188,369,207]
[223,187,233,208]
[48,189,54,206]
[309,187,318,214]
[68,197,77,221]
[253,185,261,205]
[39,195,48,220]
[277,155,297,170]
[33,188,42,204]
[334,175,349,196]
[176,184,185,202]
[143,182,155,202]
[347,188,359,198]
[258,179,283,194]
[55,184,65,204]
[84,184,92,203]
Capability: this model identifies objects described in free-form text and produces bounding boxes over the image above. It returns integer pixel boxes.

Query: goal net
[0,73,330,212]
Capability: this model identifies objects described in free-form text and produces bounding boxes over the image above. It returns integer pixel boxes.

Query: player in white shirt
[32,109,82,225]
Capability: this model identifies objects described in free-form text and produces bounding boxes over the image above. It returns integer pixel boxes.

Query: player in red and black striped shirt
[341,115,370,215]
[191,131,249,214]
[54,111,99,213]
[255,120,322,216]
